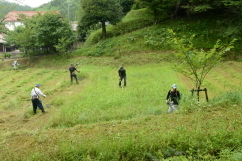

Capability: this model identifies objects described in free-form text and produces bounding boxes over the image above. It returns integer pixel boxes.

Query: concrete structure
[0,33,6,52]
[71,21,78,31]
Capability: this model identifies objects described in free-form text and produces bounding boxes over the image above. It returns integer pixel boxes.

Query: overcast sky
[7,0,52,8]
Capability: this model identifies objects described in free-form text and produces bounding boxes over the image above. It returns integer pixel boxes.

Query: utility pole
[67,2,70,20]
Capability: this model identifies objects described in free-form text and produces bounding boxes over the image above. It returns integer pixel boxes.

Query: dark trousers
[119,76,126,86]
[70,74,79,84]
[32,99,45,114]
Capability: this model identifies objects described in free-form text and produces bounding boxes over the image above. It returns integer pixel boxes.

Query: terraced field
[0,54,241,160]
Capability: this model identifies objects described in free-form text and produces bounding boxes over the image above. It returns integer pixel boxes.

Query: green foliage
[0,0,31,11]
[211,90,242,106]
[35,0,80,21]
[5,12,75,56]
[4,53,11,58]
[120,0,135,15]
[79,0,123,39]
[84,8,154,46]
[0,53,242,160]
[135,0,179,22]
[54,36,75,58]
[167,29,236,89]
[0,2,16,33]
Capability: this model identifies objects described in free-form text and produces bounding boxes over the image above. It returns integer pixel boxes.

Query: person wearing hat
[118,66,126,87]
[30,84,47,114]
[69,63,79,84]
[12,59,19,70]
[166,84,181,113]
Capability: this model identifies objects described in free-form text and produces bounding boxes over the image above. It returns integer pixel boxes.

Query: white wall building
[3,11,60,31]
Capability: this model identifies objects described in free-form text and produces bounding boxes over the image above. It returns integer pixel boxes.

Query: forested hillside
[34,0,80,21]
[0,0,31,11]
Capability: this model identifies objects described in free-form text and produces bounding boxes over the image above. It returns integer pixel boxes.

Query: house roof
[4,11,60,22]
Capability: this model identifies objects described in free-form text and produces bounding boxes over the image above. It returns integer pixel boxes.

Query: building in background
[0,33,6,52]
[3,11,60,31]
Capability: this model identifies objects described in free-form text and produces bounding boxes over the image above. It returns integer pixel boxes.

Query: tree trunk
[171,1,180,18]
[101,21,106,39]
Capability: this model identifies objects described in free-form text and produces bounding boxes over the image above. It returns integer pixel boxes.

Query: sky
[7,0,52,8]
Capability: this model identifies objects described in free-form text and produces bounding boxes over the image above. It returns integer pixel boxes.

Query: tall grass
[0,55,242,160]
[75,8,242,61]
[51,64,176,127]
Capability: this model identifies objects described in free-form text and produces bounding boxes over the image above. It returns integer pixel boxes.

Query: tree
[119,0,135,15]
[5,12,75,55]
[79,0,123,39]
[0,2,16,33]
[167,29,236,100]
[135,0,179,23]
[35,0,80,21]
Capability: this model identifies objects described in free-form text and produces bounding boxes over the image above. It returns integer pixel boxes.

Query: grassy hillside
[0,7,242,160]
[0,53,241,160]
[75,9,242,62]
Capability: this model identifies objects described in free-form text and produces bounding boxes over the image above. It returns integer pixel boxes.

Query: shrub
[84,8,154,46]
[211,90,242,107]
[4,53,11,59]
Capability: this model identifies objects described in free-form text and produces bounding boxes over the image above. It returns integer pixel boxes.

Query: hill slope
[0,53,242,160]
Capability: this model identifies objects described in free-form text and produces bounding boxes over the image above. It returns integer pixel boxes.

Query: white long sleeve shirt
[13,61,19,65]
[30,87,46,98]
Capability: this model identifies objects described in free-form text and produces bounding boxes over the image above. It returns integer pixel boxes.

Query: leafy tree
[134,0,179,23]
[4,25,36,55]
[0,2,16,33]
[35,0,80,21]
[54,37,74,58]
[0,0,31,11]
[5,12,75,55]
[119,0,135,15]
[79,0,123,39]
[167,29,236,100]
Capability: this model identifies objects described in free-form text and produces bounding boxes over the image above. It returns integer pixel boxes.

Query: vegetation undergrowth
[0,53,241,160]
[0,7,242,160]
[75,9,242,61]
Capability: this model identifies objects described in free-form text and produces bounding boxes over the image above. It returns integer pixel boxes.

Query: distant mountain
[1,0,32,11]
[1,0,79,21]
[34,0,80,21]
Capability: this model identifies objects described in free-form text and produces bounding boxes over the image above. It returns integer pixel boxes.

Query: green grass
[0,8,242,160]
[0,53,241,160]
[75,9,242,62]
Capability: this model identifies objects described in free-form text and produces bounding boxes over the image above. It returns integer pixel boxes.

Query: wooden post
[204,88,209,102]
[190,88,209,102]
[197,86,200,102]
[191,89,194,96]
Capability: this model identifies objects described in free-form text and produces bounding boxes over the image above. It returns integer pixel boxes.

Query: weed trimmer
[43,102,51,108]
[77,71,81,80]
[166,101,178,113]
[40,100,51,108]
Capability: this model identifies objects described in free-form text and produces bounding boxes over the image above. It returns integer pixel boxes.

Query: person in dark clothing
[166,84,181,113]
[118,67,126,87]
[69,63,79,84]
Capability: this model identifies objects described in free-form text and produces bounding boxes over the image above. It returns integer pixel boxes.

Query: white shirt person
[30,84,47,114]
[12,59,19,70]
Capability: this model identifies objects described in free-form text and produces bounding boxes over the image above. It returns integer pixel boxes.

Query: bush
[4,53,11,59]
[211,90,242,107]
[85,8,154,46]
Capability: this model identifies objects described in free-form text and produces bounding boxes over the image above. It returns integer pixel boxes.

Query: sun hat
[35,84,40,87]
[172,84,177,89]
